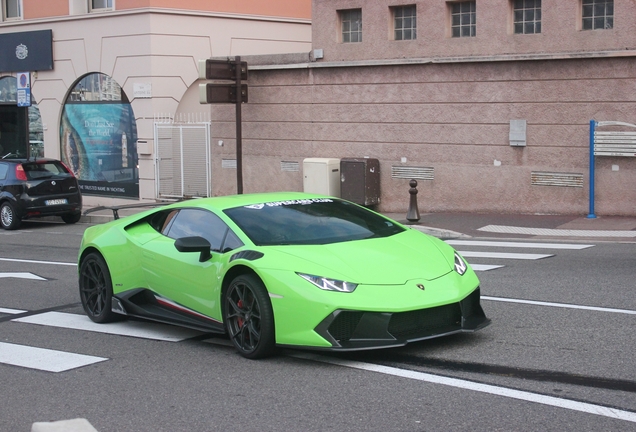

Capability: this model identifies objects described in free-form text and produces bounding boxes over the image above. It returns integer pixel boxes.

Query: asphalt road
[1,219,635,432]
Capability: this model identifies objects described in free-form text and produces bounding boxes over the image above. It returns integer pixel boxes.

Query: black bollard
[406,179,420,222]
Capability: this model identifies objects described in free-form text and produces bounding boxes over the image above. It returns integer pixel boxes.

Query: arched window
[60,73,138,197]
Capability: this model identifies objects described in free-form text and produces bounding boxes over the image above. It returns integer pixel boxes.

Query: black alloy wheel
[0,201,21,230]
[224,274,275,359]
[79,252,119,323]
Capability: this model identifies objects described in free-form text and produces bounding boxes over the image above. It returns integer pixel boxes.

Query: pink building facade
[3,1,634,216]
[209,0,636,216]
[0,0,311,206]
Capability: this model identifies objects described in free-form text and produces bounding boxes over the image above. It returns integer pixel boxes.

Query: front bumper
[309,288,490,351]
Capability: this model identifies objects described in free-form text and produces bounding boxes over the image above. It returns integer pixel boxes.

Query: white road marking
[0,272,46,281]
[0,257,76,266]
[0,307,27,314]
[459,251,554,260]
[291,353,636,424]
[447,240,594,250]
[0,342,107,372]
[470,264,505,272]
[13,312,204,341]
[482,296,636,315]
[0,230,34,235]
[478,225,636,238]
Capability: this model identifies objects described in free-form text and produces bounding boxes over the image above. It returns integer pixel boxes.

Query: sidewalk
[79,202,636,243]
[385,212,636,242]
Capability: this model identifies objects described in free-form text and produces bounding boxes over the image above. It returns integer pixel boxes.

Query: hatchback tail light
[59,161,76,178]
[15,164,27,181]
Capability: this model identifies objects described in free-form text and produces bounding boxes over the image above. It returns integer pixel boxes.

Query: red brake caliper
[237,300,244,328]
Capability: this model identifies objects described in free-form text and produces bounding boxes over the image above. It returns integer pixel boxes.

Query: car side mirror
[174,236,212,262]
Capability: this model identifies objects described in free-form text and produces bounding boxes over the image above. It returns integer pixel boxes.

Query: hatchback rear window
[22,162,71,180]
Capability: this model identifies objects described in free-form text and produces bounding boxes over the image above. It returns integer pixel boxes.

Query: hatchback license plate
[45,199,68,206]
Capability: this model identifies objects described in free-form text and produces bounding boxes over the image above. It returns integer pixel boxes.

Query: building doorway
[0,76,43,159]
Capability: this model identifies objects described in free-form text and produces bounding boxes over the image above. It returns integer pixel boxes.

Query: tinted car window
[224,198,405,246]
[22,161,72,180]
[165,208,243,253]
[0,163,7,180]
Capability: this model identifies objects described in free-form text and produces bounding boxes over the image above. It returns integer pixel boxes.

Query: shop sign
[0,30,53,73]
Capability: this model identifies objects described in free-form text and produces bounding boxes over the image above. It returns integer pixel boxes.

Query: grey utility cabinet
[340,158,380,206]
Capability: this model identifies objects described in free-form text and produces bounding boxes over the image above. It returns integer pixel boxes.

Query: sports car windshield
[224,198,405,246]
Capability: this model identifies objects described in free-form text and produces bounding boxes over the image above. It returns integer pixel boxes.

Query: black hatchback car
[0,158,82,230]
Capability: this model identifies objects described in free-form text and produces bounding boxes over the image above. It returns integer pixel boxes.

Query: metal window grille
[341,9,362,43]
[513,0,541,34]
[451,1,476,38]
[531,172,584,188]
[582,0,613,30]
[394,5,417,41]
[391,166,434,181]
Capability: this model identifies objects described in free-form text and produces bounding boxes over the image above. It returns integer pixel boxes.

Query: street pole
[235,55,243,194]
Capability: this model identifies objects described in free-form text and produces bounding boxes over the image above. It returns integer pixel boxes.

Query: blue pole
[587,120,597,218]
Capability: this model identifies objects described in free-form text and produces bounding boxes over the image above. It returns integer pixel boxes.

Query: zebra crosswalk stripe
[13,312,204,342]
[0,342,107,373]
[470,264,505,272]
[459,251,554,260]
[447,240,594,271]
[447,240,594,250]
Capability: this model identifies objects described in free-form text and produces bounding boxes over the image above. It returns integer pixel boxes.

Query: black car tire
[224,274,276,359]
[0,201,21,230]
[79,252,120,323]
[62,212,82,224]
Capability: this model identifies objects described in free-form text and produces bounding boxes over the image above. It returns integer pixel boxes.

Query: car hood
[262,229,453,284]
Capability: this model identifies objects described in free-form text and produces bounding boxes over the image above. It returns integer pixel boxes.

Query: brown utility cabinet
[340,158,380,206]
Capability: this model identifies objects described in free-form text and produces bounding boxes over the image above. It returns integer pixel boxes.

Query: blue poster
[60,103,138,197]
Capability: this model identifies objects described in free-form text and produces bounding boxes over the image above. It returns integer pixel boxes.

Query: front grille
[388,303,462,339]
[327,311,364,342]
[326,304,463,343]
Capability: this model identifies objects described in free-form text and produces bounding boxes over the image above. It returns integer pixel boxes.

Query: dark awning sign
[0,30,53,73]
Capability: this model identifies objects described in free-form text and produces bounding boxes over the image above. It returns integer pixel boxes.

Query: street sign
[16,71,31,107]
[199,83,248,104]
[198,59,248,81]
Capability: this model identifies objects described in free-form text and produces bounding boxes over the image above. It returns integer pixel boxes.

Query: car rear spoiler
[83,200,184,220]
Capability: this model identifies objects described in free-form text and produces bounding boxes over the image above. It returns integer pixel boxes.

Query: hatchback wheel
[62,212,82,224]
[0,202,21,230]
[224,274,276,359]
[79,252,120,323]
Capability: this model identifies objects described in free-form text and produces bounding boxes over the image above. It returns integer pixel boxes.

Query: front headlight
[454,252,468,275]
[297,273,358,293]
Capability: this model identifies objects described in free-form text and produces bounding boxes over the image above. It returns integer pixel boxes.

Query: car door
[0,163,7,192]
[140,207,243,321]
